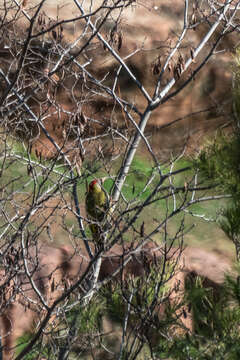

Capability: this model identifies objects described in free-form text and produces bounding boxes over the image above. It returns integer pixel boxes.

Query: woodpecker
[85,179,109,222]
[85,179,110,249]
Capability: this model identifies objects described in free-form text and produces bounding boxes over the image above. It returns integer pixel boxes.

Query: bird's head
[89,179,101,193]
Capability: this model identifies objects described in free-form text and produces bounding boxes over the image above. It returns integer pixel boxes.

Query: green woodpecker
[85,179,108,222]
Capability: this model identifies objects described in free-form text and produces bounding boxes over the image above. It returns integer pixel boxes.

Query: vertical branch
[112,108,152,203]
[118,290,134,360]
[72,179,93,259]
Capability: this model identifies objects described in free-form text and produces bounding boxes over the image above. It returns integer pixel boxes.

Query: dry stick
[14,252,99,360]
[0,68,93,259]
[0,37,92,260]
[151,0,232,109]
[14,242,140,360]
[156,106,218,130]
[73,0,152,103]
[0,36,92,257]
[48,0,120,76]
[0,0,45,106]
[112,0,232,204]
[154,0,189,98]
[72,180,93,259]
[21,232,50,310]
[118,291,134,360]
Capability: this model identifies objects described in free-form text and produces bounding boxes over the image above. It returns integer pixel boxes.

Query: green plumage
[85,180,108,222]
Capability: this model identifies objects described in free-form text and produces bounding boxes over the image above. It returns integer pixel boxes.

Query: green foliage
[185,275,222,337]
[220,204,240,241]
[102,259,183,355]
[158,333,240,360]
[196,50,240,200]
[195,131,240,257]
[16,299,105,359]
[195,133,240,200]
[233,48,240,117]
[16,333,51,360]
[167,53,240,360]
[194,50,240,258]
[155,273,240,360]
[66,298,104,335]
[103,284,125,322]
